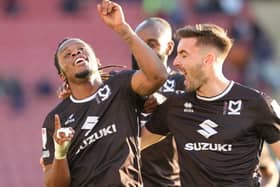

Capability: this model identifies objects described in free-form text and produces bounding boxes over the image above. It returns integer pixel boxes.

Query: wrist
[54,140,70,160]
[114,23,135,41]
[55,151,67,160]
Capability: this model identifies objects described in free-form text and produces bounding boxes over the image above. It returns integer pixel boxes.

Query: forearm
[44,159,71,187]
[116,23,167,85]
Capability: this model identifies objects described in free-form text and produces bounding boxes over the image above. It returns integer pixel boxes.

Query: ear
[166,40,175,56]
[204,53,215,65]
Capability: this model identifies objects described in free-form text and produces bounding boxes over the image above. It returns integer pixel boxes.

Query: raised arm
[44,115,74,187]
[97,0,167,96]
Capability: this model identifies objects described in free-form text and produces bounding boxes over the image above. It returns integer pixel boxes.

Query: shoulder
[43,99,71,126]
[103,70,135,89]
[163,90,190,104]
[106,70,135,82]
[233,82,280,117]
[231,82,265,101]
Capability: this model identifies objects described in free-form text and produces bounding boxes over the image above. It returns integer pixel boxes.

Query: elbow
[153,67,168,85]
[145,73,167,95]
[154,71,168,88]
[159,71,168,83]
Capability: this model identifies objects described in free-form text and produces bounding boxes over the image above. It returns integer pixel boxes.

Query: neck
[197,64,230,97]
[69,75,103,100]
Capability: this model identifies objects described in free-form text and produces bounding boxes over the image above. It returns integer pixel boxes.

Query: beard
[75,69,92,79]
[185,63,207,92]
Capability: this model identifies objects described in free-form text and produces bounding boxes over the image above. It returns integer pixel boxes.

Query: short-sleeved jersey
[141,72,185,187]
[146,81,280,187]
[42,71,144,187]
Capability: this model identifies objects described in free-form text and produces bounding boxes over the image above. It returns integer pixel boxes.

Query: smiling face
[56,39,99,83]
[173,37,208,92]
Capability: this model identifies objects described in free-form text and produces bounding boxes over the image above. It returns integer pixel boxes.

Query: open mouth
[74,57,88,65]
[177,67,187,77]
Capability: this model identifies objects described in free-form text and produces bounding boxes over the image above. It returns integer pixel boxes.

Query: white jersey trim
[196,81,234,101]
[70,92,97,103]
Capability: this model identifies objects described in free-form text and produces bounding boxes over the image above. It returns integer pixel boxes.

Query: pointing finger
[54,114,61,132]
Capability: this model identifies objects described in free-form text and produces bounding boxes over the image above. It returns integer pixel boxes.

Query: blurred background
[0,0,279,186]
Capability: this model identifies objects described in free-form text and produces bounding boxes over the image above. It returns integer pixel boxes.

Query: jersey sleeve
[41,113,55,165]
[145,97,172,135]
[255,93,280,144]
[109,70,145,109]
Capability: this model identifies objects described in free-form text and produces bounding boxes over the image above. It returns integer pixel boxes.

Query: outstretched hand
[97,0,126,31]
[53,114,74,144]
[53,114,75,160]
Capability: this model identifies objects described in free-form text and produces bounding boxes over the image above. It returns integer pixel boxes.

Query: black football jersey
[141,72,185,187]
[42,71,144,187]
[146,81,280,187]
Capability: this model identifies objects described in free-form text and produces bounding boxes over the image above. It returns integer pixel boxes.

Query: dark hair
[54,38,96,74]
[54,38,71,74]
[176,24,233,57]
[54,38,126,80]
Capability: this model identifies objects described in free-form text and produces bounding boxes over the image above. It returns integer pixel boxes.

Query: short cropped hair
[135,17,173,40]
[176,23,233,57]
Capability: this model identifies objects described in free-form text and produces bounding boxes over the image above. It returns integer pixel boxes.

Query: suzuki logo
[81,116,99,136]
[197,120,218,139]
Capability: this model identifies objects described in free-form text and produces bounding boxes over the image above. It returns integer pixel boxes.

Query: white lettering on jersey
[65,114,75,125]
[81,116,99,136]
[197,120,218,139]
[97,85,111,102]
[184,142,232,152]
[42,128,47,149]
[75,124,117,155]
[184,102,194,113]
[153,92,167,104]
[162,79,175,92]
[228,100,242,115]
[271,100,280,119]
[42,150,50,158]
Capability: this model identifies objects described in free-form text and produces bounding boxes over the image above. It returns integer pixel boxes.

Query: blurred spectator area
[0,0,279,187]
[0,0,145,186]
